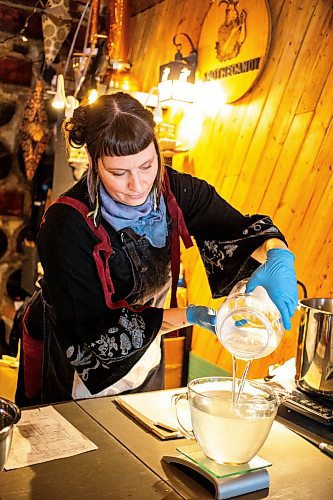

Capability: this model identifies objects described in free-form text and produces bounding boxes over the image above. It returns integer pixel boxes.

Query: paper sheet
[115,387,189,439]
[5,405,98,470]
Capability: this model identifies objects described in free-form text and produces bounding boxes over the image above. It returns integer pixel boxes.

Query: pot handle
[297,280,307,299]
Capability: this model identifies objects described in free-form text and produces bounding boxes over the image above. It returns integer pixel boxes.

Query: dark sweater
[34,167,285,395]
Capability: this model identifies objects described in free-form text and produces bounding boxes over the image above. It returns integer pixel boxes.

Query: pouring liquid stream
[232,355,253,404]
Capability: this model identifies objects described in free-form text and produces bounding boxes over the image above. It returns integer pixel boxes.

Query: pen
[319,442,333,459]
[153,421,179,433]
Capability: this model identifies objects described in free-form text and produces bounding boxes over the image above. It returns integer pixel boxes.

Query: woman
[16,92,297,406]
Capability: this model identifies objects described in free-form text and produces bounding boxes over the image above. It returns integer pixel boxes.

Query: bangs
[88,112,155,160]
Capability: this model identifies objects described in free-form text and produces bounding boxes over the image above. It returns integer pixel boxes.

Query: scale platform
[163,443,271,499]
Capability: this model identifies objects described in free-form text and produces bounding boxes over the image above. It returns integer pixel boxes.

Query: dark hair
[63,92,164,201]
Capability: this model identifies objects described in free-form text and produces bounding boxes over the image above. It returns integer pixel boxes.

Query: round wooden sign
[198,0,271,103]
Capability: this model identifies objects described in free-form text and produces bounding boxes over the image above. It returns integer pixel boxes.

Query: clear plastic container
[215,280,284,360]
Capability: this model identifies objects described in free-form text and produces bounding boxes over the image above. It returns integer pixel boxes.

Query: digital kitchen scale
[281,388,333,426]
[163,443,271,499]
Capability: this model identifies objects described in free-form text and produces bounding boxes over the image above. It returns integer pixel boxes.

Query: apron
[17,182,193,405]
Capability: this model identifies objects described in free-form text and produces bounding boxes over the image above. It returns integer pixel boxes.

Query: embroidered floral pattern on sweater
[66,309,147,381]
[201,217,279,276]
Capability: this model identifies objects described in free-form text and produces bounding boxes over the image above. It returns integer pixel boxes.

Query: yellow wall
[129,0,333,377]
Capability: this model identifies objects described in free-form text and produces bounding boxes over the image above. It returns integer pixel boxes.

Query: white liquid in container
[216,283,284,360]
[190,389,277,464]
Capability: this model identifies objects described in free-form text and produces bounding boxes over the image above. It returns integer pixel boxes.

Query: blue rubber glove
[186,305,217,334]
[246,248,298,330]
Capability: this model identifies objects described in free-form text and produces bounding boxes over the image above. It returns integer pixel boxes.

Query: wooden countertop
[0,394,332,499]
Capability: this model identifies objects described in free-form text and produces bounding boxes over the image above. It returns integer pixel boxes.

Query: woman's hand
[186,305,217,334]
[161,306,217,335]
[246,248,298,330]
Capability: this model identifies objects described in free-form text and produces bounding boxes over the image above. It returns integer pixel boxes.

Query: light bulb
[52,74,67,110]
[87,89,99,104]
[65,95,79,118]
[153,103,163,124]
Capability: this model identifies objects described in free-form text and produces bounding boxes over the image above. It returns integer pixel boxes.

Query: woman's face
[98,142,158,206]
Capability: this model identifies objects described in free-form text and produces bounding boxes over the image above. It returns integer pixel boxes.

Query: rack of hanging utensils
[52,0,137,114]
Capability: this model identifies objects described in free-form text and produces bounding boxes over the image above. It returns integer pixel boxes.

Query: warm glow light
[153,103,163,124]
[177,109,203,149]
[52,74,67,110]
[158,80,197,104]
[87,88,99,104]
[121,79,130,91]
[65,95,79,118]
[195,80,232,117]
[112,62,125,71]
[132,91,158,107]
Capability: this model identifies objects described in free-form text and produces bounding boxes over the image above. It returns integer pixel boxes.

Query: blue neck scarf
[99,183,168,248]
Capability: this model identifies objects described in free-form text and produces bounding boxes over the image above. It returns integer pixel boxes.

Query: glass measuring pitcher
[215,280,284,360]
[173,377,279,465]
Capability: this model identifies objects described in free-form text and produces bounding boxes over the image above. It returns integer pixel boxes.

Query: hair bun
[63,104,88,148]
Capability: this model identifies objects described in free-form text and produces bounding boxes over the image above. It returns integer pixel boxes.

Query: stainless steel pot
[295,298,333,399]
[0,398,21,471]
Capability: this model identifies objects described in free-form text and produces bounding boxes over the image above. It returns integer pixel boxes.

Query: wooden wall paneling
[201,332,222,366]
[129,0,211,91]
[216,348,233,373]
[191,324,206,354]
[208,55,280,206]
[187,0,284,205]
[179,99,240,301]
[128,12,148,67]
[275,63,333,238]
[293,217,332,298]
[176,0,211,48]
[128,0,333,376]
[296,7,333,114]
[186,0,332,373]
[233,1,320,215]
[210,103,249,198]
[192,108,232,186]
[196,0,280,193]
[132,9,165,88]
[229,0,318,211]
[129,4,167,88]
[289,117,333,249]
[186,252,210,303]
[216,97,266,206]
[209,1,288,202]
[296,157,333,275]
[191,327,222,366]
[191,111,220,182]
[312,228,332,296]
[245,0,332,216]
[131,0,164,17]
[267,0,286,28]
[130,0,204,91]
[276,125,333,296]
[258,111,313,217]
[308,225,332,296]
[302,192,333,295]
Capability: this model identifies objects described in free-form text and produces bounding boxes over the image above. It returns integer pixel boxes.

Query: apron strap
[48,196,147,312]
[22,304,44,398]
[163,172,193,307]
[46,171,193,311]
